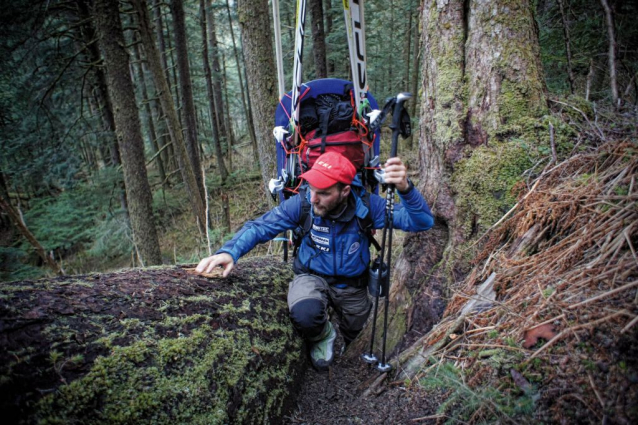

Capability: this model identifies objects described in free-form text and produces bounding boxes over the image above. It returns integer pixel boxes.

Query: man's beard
[313,194,347,218]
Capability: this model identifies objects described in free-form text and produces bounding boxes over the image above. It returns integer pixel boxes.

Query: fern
[419,360,535,424]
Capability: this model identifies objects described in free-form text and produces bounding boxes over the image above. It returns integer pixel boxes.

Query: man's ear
[341,185,351,197]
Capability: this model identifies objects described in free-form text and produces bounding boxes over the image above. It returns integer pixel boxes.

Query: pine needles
[410,140,638,423]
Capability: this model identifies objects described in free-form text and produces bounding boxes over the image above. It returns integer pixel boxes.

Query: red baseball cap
[300,151,356,189]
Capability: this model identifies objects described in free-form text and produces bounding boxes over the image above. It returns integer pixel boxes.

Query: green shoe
[309,322,337,371]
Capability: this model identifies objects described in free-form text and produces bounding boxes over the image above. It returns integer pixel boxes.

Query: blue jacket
[217,185,434,278]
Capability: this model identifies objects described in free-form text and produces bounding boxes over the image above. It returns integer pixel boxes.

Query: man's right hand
[196,253,235,277]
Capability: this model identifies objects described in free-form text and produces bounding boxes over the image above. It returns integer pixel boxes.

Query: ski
[272,0,285,99]
[343,0,368,115]
[290,0,308,147]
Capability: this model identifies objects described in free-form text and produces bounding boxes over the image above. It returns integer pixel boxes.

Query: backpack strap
[357,190,382,253]
[293,186,313,257]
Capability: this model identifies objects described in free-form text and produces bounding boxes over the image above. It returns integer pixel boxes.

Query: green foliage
[152,188,187,228]
[419,361,536,424]
[0,246,44,282]
[23,194,95,253]
[86,214,133,261]
[538,0,638,102]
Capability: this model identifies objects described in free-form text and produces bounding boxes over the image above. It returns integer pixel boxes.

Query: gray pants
[287,273,371,344]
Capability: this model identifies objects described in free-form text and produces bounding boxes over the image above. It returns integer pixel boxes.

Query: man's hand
[196,253,235,277]
[383,157,409,192]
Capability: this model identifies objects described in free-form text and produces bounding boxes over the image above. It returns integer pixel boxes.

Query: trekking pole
[376,92,411,373]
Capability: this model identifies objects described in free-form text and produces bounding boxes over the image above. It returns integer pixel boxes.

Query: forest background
[0,0,636,283]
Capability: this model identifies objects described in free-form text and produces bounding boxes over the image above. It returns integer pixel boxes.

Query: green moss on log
[1,257,303,424]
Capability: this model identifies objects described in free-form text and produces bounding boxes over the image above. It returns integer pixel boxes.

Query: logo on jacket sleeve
[347,242,360,254]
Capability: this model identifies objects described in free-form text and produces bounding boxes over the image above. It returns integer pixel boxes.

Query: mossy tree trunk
[352,0,548,359]
[1,258,303,424]
[236,0,279,204]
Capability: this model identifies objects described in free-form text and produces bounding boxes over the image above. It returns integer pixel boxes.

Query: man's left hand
[383,157,410,192]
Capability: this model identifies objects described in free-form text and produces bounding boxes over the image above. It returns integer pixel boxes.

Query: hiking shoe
[309,322,337,371]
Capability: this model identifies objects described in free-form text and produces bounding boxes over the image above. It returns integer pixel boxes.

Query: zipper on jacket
[332,220,337,276]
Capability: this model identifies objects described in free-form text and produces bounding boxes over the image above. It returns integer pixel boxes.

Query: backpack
[273,78,382,200]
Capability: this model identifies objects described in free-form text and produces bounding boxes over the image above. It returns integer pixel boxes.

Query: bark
[402,7,412,90]
[170,0,205,199]
[406,7,420,150]
[163,9,182,127]
[75,0,128,213]
[600,0,619,108]
[221,51,234,173]
[132,0,208,232]
[133,43,167,186]
[236,0,278,202]
[325,0,334,74]
[200,0,228,182]
[0,258,304,424]
[557,0,575,94]
[151,0,177,174]
[0,195,63,275]
[95,0,162,266]
[309,0,327,79]
[204,1,229,151]
[225,0,258,163]
[465,0,546,140]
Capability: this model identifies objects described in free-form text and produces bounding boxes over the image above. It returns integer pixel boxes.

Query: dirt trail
[290,325,439,424]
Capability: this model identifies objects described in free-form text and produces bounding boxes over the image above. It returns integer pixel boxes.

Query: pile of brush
[400,141,637,424]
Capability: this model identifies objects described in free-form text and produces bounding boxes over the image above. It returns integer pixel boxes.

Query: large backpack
[273,78,382,201]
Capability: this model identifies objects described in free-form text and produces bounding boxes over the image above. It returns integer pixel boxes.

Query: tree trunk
[225,0,258,164]
[557,0,575,94]
[352,0,548,359]
[170,0,205,199]
[151,0,177,175]
[236,0,278,202]
[204,1,229,152]
[600,0,619,108]
[133,43,168,186]
[95,0,162,266]
[221,51,234,174]
[325,0,334,74]
[200,0,228,182]
[406,7,420,150]
[76,0,129,213]
[309,0,327,79]
[132,0,208,233]
[0,258,304,424]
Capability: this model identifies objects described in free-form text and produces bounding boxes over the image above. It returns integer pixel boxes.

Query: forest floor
[289,323,441,425]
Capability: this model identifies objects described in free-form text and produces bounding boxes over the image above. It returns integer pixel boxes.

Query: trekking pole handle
[389,93,411,158]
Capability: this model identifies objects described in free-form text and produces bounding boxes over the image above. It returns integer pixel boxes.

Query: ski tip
[397,92,412,102]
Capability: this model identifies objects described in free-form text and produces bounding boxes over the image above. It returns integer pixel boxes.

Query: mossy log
[0,257,304,424]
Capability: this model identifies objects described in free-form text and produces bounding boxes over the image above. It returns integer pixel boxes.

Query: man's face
[308,183,351,217]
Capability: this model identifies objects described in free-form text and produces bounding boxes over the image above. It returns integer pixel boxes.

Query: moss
[35,323,300,424]
[452,141,533,236]
[13,259,302,424]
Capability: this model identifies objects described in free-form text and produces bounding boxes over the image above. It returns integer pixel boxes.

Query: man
[196,151,433,371]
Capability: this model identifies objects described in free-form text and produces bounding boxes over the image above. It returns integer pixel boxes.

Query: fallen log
[0,257,304,424]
